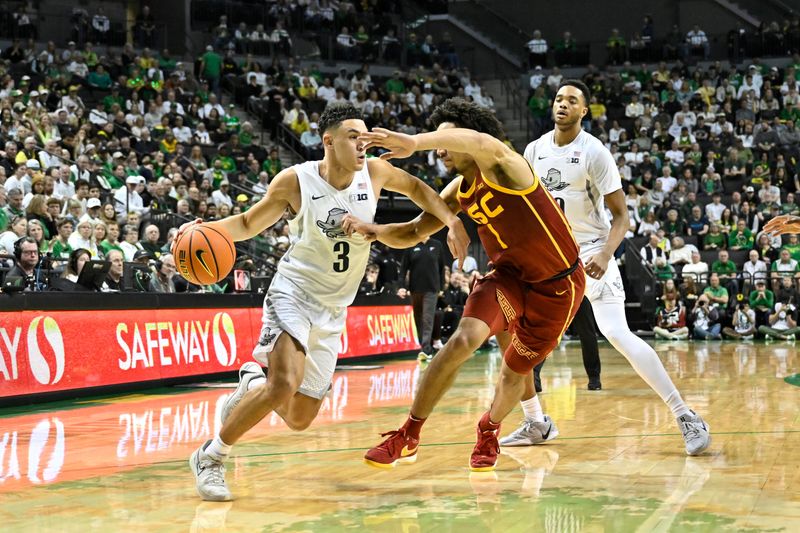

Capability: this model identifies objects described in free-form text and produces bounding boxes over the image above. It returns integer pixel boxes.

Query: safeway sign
[0,308,258,399]
[0,304,418,400]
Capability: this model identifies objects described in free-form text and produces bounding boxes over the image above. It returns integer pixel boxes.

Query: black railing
[624,238,659,323]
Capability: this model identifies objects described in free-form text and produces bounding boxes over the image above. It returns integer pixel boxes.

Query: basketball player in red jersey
[344,98,585,471]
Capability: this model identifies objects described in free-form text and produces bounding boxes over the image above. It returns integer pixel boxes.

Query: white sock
[247,376,267,391]
[521,396,544,423]
[592,300,691,418]
[204,435,232,461]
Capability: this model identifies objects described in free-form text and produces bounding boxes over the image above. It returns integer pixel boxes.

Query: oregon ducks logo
[542,168,569,191]
[316,207,348,239]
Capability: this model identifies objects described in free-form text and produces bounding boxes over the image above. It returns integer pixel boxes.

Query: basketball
[173,225,236,285]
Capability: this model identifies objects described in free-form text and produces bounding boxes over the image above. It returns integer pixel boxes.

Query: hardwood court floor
[1,340,798,532]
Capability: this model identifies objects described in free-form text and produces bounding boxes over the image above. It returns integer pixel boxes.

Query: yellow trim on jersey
[486,223,508,249]
[557,277,578,341]
[482,167,539,196]
[522,195,572,268]
[456,174,476,199]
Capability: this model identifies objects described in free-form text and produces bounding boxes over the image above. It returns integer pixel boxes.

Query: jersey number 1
[333,241,350,272]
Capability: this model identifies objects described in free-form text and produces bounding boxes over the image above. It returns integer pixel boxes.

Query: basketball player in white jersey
[500,80,711,455]
[184,104,470,501]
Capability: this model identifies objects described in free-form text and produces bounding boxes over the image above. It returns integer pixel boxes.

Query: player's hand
[396,287,408,298]
[763,214,800,236]
[359,128,418,160]
[171,218,202,255]
[584,251,612,280]
[341,214,378,241]
[445,218,470,272]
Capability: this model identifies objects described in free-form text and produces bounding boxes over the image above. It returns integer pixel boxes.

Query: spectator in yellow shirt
[290,111,311,136]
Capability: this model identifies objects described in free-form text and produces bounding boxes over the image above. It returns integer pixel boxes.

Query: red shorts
[463,265,586,374]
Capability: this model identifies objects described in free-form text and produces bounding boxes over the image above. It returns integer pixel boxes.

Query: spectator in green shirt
[703,223,726,250]
[653,257,675,281]
[385,71,406,95]
[728,219,754,250]
[98,222,124,257]
[528,87,550,118]
[712,249,739,295]
[782,192,800,215]
[771,248,800,291]
[49,218,75,263]
[200,45,222,93]
[783,234,800,262]
[88,65,112,90]
[103,86,125,113]
[606,28,626,65]
[749,279,775,326]
[262,148,283,178]
[703,273,730,311]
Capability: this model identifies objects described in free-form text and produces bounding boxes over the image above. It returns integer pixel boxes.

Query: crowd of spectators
[528,55,800,339]
[525,16,800,68]
[231,51,505,190]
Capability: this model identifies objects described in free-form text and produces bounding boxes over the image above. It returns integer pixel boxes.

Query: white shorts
[580,243,626,304]
[252,273,346,400]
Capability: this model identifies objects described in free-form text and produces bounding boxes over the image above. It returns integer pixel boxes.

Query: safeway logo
[27,317,66,386]
[0,316,65,387]
[212,312,236,367]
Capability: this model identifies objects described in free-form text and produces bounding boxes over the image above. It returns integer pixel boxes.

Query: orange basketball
[173,225,236,285]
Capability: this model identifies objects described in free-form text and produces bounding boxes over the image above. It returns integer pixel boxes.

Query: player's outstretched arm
[369,158,469,264]
[360,127,530,189]
[342,177,462,249]
[763,214,800,236]
[174,169,299,248]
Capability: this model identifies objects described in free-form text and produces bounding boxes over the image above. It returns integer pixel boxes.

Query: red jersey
[457,166,579,283]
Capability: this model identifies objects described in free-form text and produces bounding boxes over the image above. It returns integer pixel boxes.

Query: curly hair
[318,103,363,135]
[429,97,505,141]
[557,79,591,107]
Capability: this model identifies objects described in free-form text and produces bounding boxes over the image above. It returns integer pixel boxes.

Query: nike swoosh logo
[312,194,326,200]
[537,155,548,160]
[542,426,551,439]
[400,445,417,457]
[195,249,213,276]
[555,289,568,295]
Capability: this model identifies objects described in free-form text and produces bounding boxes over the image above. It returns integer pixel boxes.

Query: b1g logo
[0,316,66,386]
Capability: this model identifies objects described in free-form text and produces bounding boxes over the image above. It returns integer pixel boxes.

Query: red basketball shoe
[470,420,501,472]
[364,429,419,469]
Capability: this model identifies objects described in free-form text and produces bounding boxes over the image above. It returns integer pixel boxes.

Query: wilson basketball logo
[27,316,66,386]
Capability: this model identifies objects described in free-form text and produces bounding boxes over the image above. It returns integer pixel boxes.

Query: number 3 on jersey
[333,241,350,272]
[466,192,508,249]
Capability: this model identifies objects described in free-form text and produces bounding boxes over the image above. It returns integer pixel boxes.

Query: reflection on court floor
[1,343,799,532]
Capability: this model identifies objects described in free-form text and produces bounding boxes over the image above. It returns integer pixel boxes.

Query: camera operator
[2,236,49,291]
[691,294,722,339]
[722,300,757,339]
[775,276,799,316]
[758,303,800,340]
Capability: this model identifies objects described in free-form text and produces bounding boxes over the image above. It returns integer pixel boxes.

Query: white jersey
[524,130,622,250]
[276,160,377,307]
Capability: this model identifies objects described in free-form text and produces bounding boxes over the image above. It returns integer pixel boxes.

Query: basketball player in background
[346,97,586,472]
[183,104,469,501]
[500,80,710,455]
